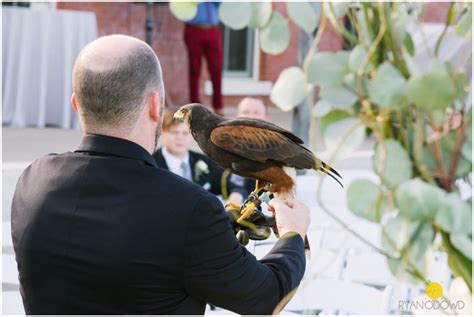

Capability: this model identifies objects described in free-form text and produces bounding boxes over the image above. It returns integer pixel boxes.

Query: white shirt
[161,147,192,181]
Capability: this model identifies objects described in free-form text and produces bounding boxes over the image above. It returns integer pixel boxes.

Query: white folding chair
[2,167,27,222]
[308,222,381,257]
[344,250,395,287]
[2,291,25,315]
[2,254,19,285]
[430,251,452,288]
[344,249,430,313]
[284,278,393,315]
[306,248,346,280]
[3,222,13,247]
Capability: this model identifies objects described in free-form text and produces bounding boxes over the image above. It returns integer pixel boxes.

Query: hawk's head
[173,103,214,128]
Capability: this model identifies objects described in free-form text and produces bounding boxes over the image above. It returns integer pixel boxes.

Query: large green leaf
[348,45,368,73]
[270,67,307,111]
[450,234,472,260]
[436,193,472,235]
[455,5,472,37]
[259,12,290,55]
[430,59,449,73]
[453,71,469,104]
[388,226,434,284]
[287,1,318,34]
[381,214,419,257]
[374,139,412,188]
[323,2,348,18]
[383,215,434,283]
[248,2,272,28]
[169,1,198,21]
[320,86,358,109]
[323,118,365,160]
[396,178,445,221]
[308,52,349,87]
[406,72,456,110]
[312,100,332,118]
[403,33,415,56]
[218,2,251,30]
[443,232,472,292]
[347,179,385,222]
[319,109,352,136]
[368,62,406,108]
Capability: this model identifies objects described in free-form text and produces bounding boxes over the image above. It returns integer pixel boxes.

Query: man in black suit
[153,112,247,203]
[11,34,310,315]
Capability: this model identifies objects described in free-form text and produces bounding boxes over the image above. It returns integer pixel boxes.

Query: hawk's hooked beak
[173,108,189,123]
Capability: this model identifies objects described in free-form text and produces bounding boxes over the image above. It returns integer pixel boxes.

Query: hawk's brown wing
[210,125,315,169]
[218,118,304,144]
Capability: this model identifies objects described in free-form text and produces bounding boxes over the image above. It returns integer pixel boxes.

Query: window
[2,2,56,9]
[220,24,254,78]
[2,2,30,7]
[205,24,273,96]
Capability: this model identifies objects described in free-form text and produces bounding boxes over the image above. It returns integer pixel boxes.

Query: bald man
[11,35,309,314]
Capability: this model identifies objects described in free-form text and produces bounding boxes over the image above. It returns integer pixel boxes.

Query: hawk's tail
[314,160,343,188]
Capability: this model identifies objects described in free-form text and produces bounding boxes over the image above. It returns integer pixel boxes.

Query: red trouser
[184,24,223,112]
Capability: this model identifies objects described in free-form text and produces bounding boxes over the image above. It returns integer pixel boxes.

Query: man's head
[71,34,165,152]
[236,97,268,121]
[160,112,193,158]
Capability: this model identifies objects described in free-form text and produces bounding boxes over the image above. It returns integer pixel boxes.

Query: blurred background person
[154,112,245,203]
[236,97,268,121]
[184,1,223,115]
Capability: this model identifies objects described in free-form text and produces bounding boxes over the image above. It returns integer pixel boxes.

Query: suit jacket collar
[75,134,158,168]
[153,148,169,170]
[188,151,198,181]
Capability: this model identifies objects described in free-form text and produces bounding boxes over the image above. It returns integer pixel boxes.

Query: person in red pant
[184,2,223,115]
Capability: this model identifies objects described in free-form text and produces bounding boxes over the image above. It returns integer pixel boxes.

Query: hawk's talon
[237,202,257,224]
[229,183,279,243]
[225,202,241,211]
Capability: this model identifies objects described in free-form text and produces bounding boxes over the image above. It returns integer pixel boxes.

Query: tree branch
[434,3,455,56]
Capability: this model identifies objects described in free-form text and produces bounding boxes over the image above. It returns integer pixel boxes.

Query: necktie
[180,161,191,181]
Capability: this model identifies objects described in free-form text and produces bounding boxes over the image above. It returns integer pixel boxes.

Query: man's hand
[267,198,310,240]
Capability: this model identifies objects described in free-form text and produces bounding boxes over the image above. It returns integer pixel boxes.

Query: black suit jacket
[11,134,305,315]
[153,148,248,198]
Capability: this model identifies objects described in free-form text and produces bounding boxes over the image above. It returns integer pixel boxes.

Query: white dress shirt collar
[161,147,191,179]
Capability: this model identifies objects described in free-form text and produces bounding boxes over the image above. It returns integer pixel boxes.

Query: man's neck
[84,129,155,155]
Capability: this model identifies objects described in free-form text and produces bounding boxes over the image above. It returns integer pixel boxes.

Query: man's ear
[148,91,161,122]
[71,94,79,114]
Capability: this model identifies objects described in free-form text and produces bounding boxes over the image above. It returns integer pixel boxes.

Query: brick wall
[423,2,450,23]
[56,2,447,109]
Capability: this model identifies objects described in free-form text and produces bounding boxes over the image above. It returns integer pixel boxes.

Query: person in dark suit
[11,34,310,315]
[153,112,247,203]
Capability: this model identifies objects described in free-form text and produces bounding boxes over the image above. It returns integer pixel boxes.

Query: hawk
[173,104,343,245]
